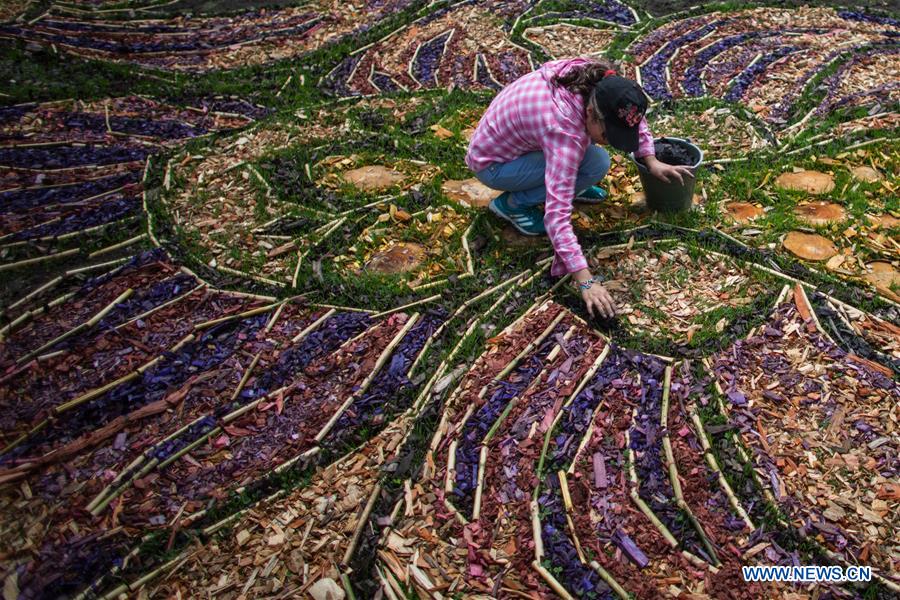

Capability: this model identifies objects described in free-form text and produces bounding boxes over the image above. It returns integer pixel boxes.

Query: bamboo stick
[53,333,193,415]
[624,428,678,547]
[530,500,544,561]
[291,250,304,288]
[230,353,262,403]
[194,302,280,330]
[291,308,336,343]
[471,445,488,520]
[115,284,205,331]
[64,255,129,276]
[493,311,566,383]
[88,233,147,259]
[2,275,63,315]
[689,410,755,531]
[0,247,80,272]
[0,290,77,341]
[314,313,421,443]
[310,303,375,314]
[462,221,475,275]
[660,366,719,566]
[533,561,575,600]
[443,496,468,526]
[341,482,382,567]
[215,265,288,288]
[589,561,630,600]
[221,386,287,424]
[17,288,134,364]
[372,293,441,319]
[408,270,528,378]
[444,440,458,493]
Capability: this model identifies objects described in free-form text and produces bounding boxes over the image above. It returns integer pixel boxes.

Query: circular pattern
[724,201,763,223]
[783,230,839,260]
[793,201,846,225]
[775,170,836,194]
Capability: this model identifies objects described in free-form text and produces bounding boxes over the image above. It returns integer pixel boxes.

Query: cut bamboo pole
[215,265,288,288]
[532,561,575,600]
[193,301,280,330]
[493,310,566,383]
[341,482,382,567]
[624,428,678,547]
[0,247,80,272]
[88,233,147,259]
[688,409,755,531]
[310,303,376,314]
[115,284,205,331]
[230,353,262,403]
[16,288,134,364]
[291,250,303,288]
[530,500,544,561]
[53,333,194,416]
[2,275,63,316]
[264,302,287,334]
[444,440,458,493]
[536,343,609,489]
[660,365,720,566]
[65,255,130,276]
[462,221,475,275]
[372,293,441,319]
[471,445,488,520]
[291,308,336,343]
[589,561,630,599]
[314,313,421,443]
[408,270,528,379]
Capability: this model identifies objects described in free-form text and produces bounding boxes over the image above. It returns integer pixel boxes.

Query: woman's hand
[644,155,695,185]
[575,270,616,319]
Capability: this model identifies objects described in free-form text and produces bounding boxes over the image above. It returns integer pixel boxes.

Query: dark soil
[652,139,696,167]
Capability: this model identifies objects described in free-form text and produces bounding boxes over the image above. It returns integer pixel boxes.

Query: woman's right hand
[581,281,617,319]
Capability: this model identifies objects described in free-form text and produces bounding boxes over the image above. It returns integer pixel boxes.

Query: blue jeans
[474,145,611,208]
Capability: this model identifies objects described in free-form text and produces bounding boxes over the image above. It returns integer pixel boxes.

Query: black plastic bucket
[630,137,704,213]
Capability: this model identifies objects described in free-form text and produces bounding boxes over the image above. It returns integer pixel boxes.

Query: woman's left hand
[645,156,694,185]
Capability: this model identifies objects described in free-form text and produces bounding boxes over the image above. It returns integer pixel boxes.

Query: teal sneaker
[575,185,608,204]
[488,192,546,236]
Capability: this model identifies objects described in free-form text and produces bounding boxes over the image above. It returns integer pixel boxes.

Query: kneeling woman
[465,58,693,319]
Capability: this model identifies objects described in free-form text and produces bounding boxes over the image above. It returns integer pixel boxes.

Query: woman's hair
[551,58,618,100]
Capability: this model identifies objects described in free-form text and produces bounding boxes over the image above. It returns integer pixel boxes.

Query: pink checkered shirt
[466,58,655,277]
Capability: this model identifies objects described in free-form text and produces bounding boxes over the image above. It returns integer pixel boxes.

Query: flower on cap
[618,104,642,127]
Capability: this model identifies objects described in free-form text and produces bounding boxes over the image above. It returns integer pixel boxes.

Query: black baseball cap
[591,75,649,153]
